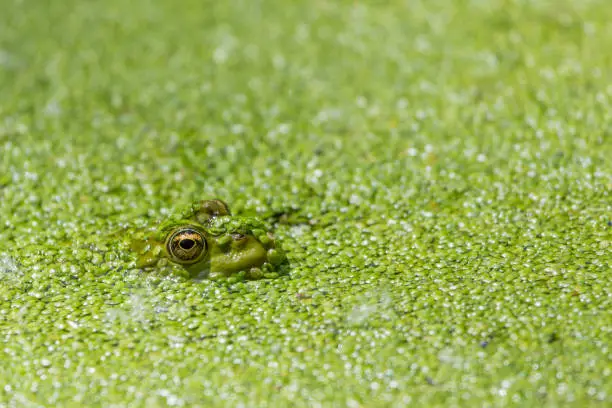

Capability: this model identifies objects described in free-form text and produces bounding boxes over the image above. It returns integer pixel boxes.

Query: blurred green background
[0,0,610,406]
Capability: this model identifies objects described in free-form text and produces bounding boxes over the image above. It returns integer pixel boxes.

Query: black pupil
[180,239,196,250]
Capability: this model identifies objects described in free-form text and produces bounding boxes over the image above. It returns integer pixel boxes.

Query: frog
[131,199,289,281]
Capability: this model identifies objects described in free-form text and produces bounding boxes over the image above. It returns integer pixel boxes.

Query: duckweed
[1,0,611,406]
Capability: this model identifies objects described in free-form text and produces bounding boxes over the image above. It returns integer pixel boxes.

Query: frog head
[132,200,289,281]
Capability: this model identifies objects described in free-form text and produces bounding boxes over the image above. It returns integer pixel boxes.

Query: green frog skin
[132,199,289,281]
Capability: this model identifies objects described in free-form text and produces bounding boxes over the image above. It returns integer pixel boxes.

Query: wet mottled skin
[132,200,289,280]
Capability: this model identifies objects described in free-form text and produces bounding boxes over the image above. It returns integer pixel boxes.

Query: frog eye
[195,199,231,223]
[166,228,207,264]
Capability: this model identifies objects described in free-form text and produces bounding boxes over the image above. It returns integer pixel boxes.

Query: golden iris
[166,228,207,264]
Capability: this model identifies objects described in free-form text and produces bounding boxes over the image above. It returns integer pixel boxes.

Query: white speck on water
[583,22,596,35]
[158,389,184,406]
[415,35,431,53]
[272,54,286,69]
[44,100,62,117]
[348,303,377,325]
[289,224,310,238]
[0,255,22,283]
[347,290,394,326]
[213,47,229,64]
[349,194,361,205]
[438,348,465,368]
[396,98,409,110]
[277,123,291,134]
[231,124,244,134]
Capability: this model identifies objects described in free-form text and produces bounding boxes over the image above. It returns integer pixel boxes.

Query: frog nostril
[180,239,195,250]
